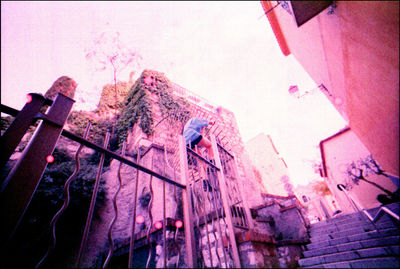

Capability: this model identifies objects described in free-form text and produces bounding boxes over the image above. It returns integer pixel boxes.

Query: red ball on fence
[136,215,145,224]
[46,155,55,163]
[175,220,183,229]
[26,94,32,103]
[154,221,163,230]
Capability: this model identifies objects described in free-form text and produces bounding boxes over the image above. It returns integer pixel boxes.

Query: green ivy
[115,70,191,148]
[67,110,114,147]
[98,81,131,111]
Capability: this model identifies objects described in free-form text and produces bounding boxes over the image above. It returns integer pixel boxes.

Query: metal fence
[0,92,251,268]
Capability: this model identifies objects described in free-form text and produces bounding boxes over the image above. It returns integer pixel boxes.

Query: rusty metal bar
[192,180,205,268]
[210,135,241,268]
[218,146,249,229]
[199,178,214,268]
[61,129,186,189]
[146,151,154,268]
[0,93,75,247]
[0,103,19,117]
[145,152,155,269]
[172,183,181,268]
[35,122,91,269]
[0,94,48,172]
[102,142,126,268]
[205,194,223,268]
[162,149,167,268]
[207,166,229,268]
[186,146,218,169]
[230,154,254,229]
[128,147,142,268]
[179,136,197,268]
[76,132,110,268]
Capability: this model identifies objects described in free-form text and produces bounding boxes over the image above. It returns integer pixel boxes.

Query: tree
[85,25,142,136]
[312,180,331,196]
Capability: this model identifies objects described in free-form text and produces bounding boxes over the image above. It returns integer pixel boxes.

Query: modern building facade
[261,1,399,177]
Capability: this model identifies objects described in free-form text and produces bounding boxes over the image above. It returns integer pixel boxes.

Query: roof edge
[260,1,291,56]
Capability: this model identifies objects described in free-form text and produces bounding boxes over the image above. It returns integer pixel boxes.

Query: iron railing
[1,92,251,268]
[1,93,188,268]
[337,184,400,223]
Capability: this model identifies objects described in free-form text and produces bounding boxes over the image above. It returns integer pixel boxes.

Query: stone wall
[82,70,265,267]
[82,144,185,267]
[246,195,310,268]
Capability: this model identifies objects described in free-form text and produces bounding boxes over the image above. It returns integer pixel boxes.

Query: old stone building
[79,70,266,267]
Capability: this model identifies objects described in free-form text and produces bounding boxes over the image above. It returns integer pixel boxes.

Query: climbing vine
[115,70,191,147]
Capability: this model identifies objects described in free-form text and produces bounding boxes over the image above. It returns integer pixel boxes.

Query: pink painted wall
[321,129,397,212]
[266,1,399,176]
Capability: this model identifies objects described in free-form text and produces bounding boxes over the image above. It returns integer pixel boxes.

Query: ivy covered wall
[115,70,191,147]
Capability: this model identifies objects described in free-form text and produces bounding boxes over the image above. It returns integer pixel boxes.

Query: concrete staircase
[299,203,400,268]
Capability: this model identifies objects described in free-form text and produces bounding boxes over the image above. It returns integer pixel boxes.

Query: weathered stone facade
[80,70,309,268]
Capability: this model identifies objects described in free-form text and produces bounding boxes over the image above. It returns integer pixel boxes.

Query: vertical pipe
[210,136,241,268]
[76,132,110,268]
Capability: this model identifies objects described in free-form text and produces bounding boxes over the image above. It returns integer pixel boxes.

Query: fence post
[0,93,74,246]
[178,136,197,268]
[210,135,242,268]
[0,93,48,177]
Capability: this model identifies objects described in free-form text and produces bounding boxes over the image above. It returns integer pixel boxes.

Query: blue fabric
[182,118,209,145]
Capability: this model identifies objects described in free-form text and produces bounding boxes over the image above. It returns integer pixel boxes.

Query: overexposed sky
[1,1,347,186]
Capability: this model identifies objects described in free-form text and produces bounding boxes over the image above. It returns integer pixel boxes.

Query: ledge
[235,230,276,244]
[275,239,310,246]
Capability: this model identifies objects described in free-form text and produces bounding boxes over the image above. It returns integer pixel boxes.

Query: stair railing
[337,184,399,223]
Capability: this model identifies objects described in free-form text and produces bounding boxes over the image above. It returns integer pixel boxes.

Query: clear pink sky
[1,1,347,186]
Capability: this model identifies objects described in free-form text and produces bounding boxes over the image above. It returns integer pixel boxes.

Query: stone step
[307,227,399,250]
[310,221,397,243]
[303,235,400,258]
[309,220,398,238]
[310,203,399,229]
[305,257,400,268]
[311,214,362,228]
[298,245,399,267]
[310,214,396,232]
